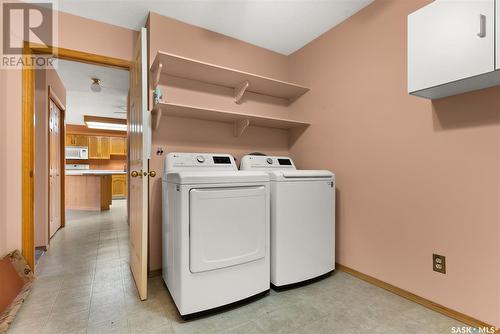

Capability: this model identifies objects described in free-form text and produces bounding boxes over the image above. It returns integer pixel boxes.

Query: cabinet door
[100,137,110,159]
[88,136,100,159]
[65,134,74,146]
[112,175,127,197]
[110,137,126,155]
[408,0,494,93]
[73,135,88,147]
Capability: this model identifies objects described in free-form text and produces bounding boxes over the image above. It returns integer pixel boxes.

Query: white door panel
[49,100,61,238]
[408,0,495,93]
[189,186,266,273]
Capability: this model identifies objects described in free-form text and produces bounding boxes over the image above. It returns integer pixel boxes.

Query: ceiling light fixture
[90,78,102,92]
[86,122,127,131]
[84,115,127,132]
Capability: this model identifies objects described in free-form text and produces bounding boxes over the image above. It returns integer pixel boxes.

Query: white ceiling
[52,0,374,55]
[54,59,129,125]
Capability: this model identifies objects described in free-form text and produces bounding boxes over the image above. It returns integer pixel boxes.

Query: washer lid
[166,171,270,184]
[269,170,334,181]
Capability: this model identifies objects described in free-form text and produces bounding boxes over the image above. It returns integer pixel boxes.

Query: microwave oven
[65,146,89,160]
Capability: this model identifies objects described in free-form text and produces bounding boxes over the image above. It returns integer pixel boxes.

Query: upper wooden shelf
[150,52,310,103]
[152,102,310,137]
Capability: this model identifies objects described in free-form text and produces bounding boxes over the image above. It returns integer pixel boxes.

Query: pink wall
[147,14,292,270]
[0,69,9,256]
[34,68,66,248]
[288,0,499,327]
[1,69,22,257]
[148,12,289,83]
[1,11,136,256]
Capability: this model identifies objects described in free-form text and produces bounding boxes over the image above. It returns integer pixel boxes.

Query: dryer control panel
[165,153,237,172]
[240,155,296,170]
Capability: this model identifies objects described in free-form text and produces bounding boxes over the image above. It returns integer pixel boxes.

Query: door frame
[48,87,66,242]
[22,44,131,269]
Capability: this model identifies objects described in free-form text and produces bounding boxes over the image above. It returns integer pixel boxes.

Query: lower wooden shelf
[151,102,310,137]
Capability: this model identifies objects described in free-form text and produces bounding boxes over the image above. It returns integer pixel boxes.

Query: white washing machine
[162,153,270,319]
[240,155,335,289]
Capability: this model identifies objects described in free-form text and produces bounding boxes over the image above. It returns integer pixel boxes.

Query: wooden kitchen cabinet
[112,174,127,198]
[88,136,111,159]
[100,137,110,159]
[65,134,88,147]
[110,137,127,155]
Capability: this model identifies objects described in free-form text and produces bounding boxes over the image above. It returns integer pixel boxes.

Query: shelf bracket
[152,61,163,88]
[152,104,162,130]
[234,80,250,104]
[233,119,250,137]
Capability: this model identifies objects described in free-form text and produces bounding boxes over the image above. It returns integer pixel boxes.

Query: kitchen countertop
[66,170,128,176]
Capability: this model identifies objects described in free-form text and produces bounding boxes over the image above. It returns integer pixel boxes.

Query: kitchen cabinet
[110,137,127,155]
[408,0,499,99]
[65,134,88,147]
[65,175,112,211]
[88,136,110,159]
[100,137,110,159]
[112,174,127,198]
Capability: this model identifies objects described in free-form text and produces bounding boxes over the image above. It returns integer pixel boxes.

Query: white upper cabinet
[408,0,497,99]
[497,0,500,69]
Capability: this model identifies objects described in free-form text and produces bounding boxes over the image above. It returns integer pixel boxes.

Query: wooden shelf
[151,102,310,137]
[151,52,310,103]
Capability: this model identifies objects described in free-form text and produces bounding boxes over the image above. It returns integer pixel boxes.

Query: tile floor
[9,199,467,334]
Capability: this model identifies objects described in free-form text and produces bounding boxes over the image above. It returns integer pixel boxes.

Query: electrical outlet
[433,254,446,274]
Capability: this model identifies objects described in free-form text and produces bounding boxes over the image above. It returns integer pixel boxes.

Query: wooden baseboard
[336,263,498,332]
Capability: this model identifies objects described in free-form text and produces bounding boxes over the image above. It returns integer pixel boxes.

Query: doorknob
[149,171,156,178]
[131,170,139,178]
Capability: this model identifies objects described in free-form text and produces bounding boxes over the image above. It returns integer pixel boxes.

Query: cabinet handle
[477,14,486,38]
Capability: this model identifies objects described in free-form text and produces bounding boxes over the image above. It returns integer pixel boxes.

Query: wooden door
[88,136,100,159]
[100,137,111,159]
[129,27,149,301]
[49,100,62,238]
[408,0,494,92]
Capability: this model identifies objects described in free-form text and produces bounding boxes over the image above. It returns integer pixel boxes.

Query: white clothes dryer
[162,153,270,318]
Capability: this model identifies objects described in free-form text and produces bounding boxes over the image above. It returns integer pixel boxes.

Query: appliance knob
[266,158,273,164]
[196,155,205,163]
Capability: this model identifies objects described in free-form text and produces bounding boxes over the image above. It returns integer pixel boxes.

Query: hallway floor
[9,199,466,334]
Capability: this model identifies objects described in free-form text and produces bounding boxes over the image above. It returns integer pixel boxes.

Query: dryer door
[189,186,267,273]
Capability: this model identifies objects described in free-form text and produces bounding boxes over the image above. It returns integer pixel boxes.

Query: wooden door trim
[22,45,35,270]
[22,45,131,270]
[49,86,66,111]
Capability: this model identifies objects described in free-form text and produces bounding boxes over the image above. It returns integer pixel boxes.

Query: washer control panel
[240,155,296,170]
[165,153,237,172]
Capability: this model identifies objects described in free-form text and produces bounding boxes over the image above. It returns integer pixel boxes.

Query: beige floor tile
[43,309,89,334]
[11,200,468,334]
[221,320,265,334]
[87,319,129,334]
[254,301,328,334]
[127,304,172,333]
